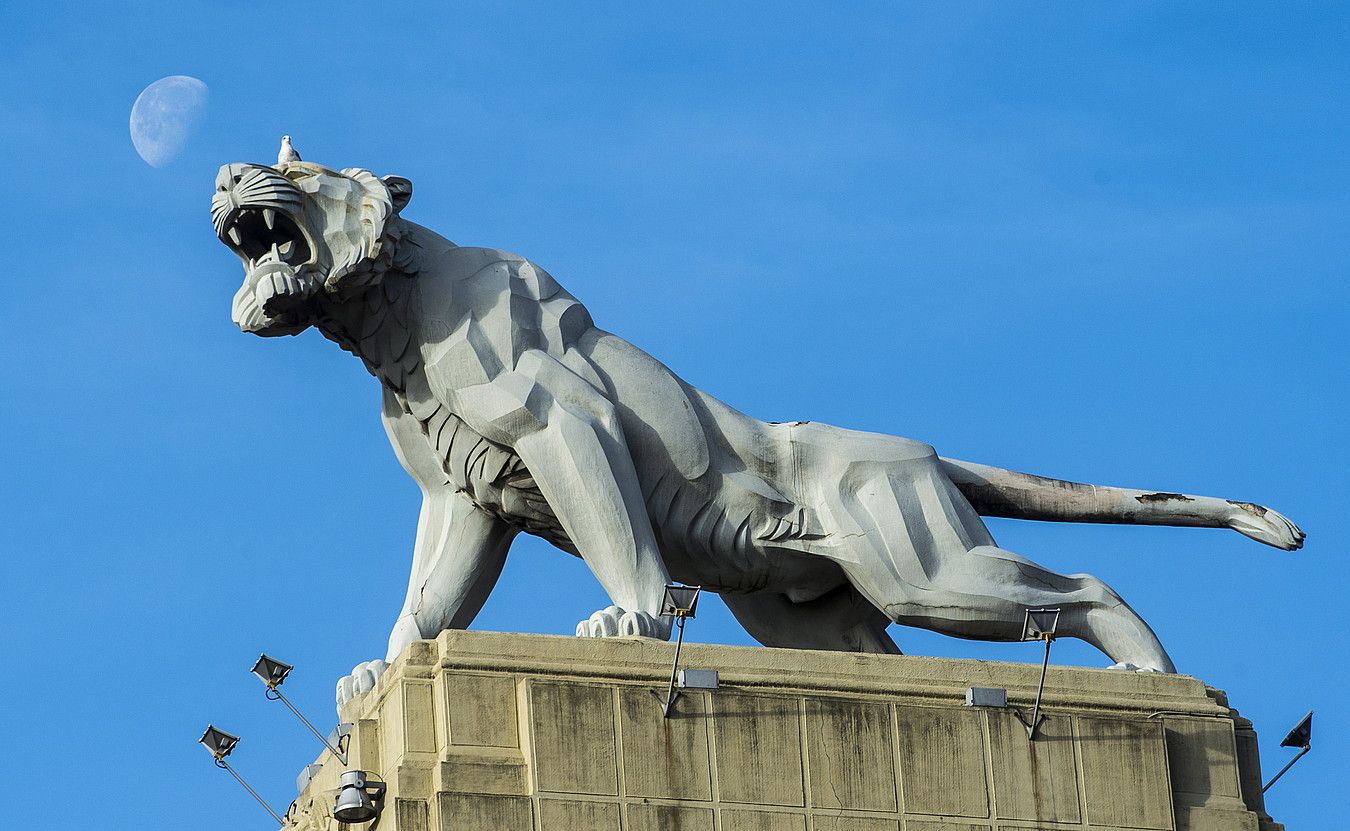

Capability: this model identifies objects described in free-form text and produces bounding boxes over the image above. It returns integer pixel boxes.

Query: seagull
[278,135,302,164]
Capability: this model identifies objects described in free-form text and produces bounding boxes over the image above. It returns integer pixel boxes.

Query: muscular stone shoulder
[452,248,592,352]
[434,246,520,277]
[417,245,599,409]
[428,247,573,308]
[437,247,559,292]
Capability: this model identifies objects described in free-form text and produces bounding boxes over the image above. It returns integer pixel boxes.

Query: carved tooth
[228,227,242,245]
[264,208,276,230]
[279,240,294,256]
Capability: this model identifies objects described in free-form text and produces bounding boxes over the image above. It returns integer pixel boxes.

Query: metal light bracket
[253,653,353,764]
[656,584,702,717]
[199,725,286,825]
[1021,608,1061,740]
[1263,710,1313,793]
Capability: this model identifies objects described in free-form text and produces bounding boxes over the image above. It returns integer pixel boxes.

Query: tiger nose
[214,163,252,194]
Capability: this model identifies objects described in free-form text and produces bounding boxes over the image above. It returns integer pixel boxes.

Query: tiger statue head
[211,161,413,336]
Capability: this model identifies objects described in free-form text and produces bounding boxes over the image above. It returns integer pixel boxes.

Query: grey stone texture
[212,159,1305,700]
[283,631,1282,831]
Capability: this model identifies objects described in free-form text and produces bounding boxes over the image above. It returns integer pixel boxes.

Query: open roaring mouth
[219,205,312,268]
[213,163,325,334]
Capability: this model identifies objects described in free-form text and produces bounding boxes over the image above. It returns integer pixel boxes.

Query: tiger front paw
[575,605,671,639]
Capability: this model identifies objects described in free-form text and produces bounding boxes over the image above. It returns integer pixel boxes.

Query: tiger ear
[382,176,412,214]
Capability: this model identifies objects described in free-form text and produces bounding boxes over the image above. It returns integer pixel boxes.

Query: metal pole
[663,616,687,718]
[1262,745,1311,793]
[268,687,348,764]
[216,759,286,825]
[1027,635,1053,740]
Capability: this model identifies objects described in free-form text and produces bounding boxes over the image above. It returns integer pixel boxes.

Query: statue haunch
[212,160,1305,707]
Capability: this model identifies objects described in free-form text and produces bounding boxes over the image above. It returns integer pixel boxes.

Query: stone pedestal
[284,631,1281,831]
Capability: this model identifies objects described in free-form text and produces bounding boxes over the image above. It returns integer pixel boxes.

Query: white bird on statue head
[277,135,301,164]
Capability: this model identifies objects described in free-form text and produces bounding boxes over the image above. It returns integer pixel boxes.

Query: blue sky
[1,2,1345,828]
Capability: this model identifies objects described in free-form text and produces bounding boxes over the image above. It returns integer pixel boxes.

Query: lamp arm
[1027,635,1053,740]
[662,616,687,718]
[273,687,350,765]
[217,759,286,825]
[1262,744,1311,793]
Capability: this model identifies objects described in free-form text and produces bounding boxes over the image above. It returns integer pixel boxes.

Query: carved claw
[336,659,389,710]
[575,605,671,640]
[1109,661,1166,673]
[1227,503,1305,551]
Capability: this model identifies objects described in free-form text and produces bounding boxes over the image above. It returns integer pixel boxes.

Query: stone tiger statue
[211,159,1304,706]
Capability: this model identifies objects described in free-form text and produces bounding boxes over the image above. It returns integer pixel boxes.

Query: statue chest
[401,390,573,550]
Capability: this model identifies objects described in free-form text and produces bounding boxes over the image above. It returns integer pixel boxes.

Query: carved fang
[264,208,276,230]
[228,226,242,245]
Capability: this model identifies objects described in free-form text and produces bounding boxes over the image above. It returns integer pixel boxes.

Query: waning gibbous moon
[130,75,209,167]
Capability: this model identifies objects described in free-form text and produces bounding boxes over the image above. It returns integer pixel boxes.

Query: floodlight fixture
[1021,608,1061,740]
[333,769,387,824]
[1022,608,1061,642]
[657,584,702,717]
[199,724,240,760]
[661,584,702,619]
[1263,710,1313,793]
[251,653,351,765]
[198,725,286,826]
[251,653,293,689]
[1280,710,1313,748]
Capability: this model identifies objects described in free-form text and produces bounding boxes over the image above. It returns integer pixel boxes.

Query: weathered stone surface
[393,798,429,831]
[807,698,896,812]
[721,809,808,831]
[1233,717,1278,828]
[436,792,532,830]
[627,803,715,831]
[902,822,987,831]
[529,681,617,796]
[812,816,900,831]
[538,798,620,829]
[895,704,987,817]
[1165,716,1244,803]
[987,709,1079,821]
[1079,717,1174,830]
[619,687,712,801]
[443,671,518,748]
[280,630,1284,831]
[1176,804,1260,831]
[712,693,805,807]
[438,751,529,795]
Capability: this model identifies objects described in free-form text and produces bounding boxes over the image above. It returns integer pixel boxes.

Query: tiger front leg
[337,488,517,710]
[458,353,674,641]
[513,401,673,640]
[337,397,519,711]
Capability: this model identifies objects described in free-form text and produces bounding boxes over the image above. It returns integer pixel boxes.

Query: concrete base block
[282,630,1282,831]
